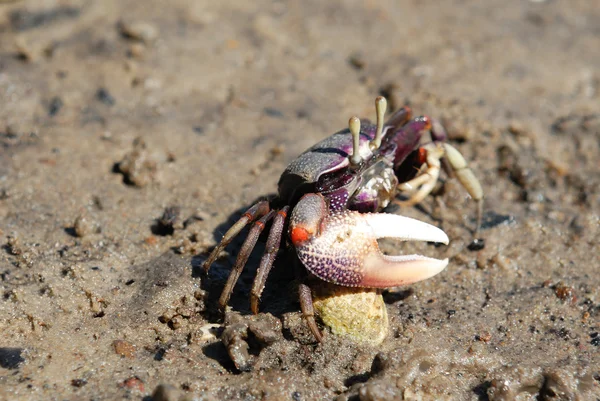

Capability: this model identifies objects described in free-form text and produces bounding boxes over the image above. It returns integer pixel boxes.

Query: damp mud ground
[0,1,599,400]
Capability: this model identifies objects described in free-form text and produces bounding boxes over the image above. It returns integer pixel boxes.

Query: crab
[203,96,483,342]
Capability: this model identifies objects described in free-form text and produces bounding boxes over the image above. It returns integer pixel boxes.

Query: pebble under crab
[203,96,483,342]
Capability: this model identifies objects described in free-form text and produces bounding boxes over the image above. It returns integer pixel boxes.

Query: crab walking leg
[395,143,443,207]
[442,143,484,237]
[203,201,270,273]
[396,166,431,193]
[298,283,323,342]
[250,206,289,314]
[291,194,450,288]
[218,210,276,309]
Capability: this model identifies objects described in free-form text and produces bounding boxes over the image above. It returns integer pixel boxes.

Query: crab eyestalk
[349,116,362,166]
[370,96,387,149]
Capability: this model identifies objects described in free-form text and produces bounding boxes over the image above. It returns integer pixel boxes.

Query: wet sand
[0,0,598,399]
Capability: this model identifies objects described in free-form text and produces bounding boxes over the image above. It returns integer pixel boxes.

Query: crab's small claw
[290,194,449,288]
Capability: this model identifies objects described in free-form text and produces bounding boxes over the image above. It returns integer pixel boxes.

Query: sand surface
[0,0,599,400]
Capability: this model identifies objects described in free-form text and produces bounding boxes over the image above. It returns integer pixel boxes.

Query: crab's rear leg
[249,206,289,314]
[299,283,323,342]
[202,200,270,273]
[218,210,276,309]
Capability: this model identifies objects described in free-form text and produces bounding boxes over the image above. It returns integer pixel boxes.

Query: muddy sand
[0,0,599,400]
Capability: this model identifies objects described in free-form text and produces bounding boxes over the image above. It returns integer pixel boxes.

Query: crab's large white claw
[290,194,449,288]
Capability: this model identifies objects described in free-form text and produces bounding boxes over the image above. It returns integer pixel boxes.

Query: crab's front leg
[289,193,449,288]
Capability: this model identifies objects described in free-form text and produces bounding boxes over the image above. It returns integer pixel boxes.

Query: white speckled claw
[290,194,449,288]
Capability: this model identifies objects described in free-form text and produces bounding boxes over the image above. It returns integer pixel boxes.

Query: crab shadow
[193,197,307,372]
[193,196,300,321]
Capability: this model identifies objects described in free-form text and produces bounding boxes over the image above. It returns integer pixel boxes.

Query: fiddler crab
[203,96,483,343]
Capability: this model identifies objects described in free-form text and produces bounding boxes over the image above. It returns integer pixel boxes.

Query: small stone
[359,380,401,401]
[0,348,25,369]
[508,120,528,137]
[193,323,221,343]
[468,342,485,354]
[545,159,569,177]
[476,332,492,343]
[351,351,373,374]
[581,311,590,323]
[48,96,63,117]
[169,315,183,330]
[270,145,284,156]
[248,314,282,346]
[176,305,194,318]
[539,370,577,400]
[476,254,488,269]
[119,20,158,43]
[263,107,284,118]
[96,88,115,106]
[323,376,338,390]
[371,352,390,375]
[145,236,158,246]
[221,323,252,371]
[468,238,486,251]
[551,115,580,134]
[127,42,146,58]
[115,137,157,187]
[554,282,577,304]
[112,340,135,358]
[71,378,87,388]
[14,37,37,62]
[481,211,515,229]
[582,114,600,131]
[151,384,182,401]
[73,214,100,237]
[6,234,23,255]
[225,39,239,49]
[348,52,366,70]
[121,376,144,392]
[153,206,181,236]
[152,384,182,401]
[159,310,175,324]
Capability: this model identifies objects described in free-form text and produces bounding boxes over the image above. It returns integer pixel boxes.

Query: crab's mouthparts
[291,196,449,288]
